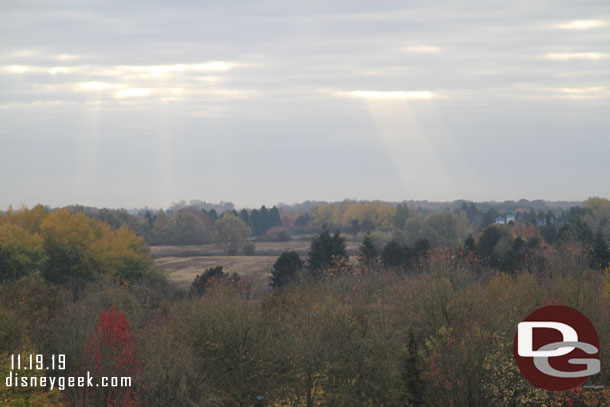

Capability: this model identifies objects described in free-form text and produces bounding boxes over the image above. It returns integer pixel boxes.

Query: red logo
[513,305,600,391]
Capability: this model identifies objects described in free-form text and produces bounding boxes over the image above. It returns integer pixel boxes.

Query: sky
[1,0,609,209]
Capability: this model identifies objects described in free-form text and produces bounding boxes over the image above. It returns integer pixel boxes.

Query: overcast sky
[1,0,609,209]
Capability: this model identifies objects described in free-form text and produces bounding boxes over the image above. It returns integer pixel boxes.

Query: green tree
[168,207,212,245]
[191,266,242,296]
[0,223,46,282]
[307,229,347,275]
[394,203,410,230]
[591,230,610,270]
[213,212,251,255]
[41,209,102,294]
[381,240,410,269]
[358,233,379,266]
[401,331,425,407]
[270,251,304,289]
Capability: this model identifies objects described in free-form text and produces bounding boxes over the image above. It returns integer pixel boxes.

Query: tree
[307,229,348,276]
[168,207,212,245]
[84,307,142,406]
[0,223,46,283]
[591,230,610,270]
[269,206,282,229]
[463,235,477,253]
[540,222,557,244]
[213,212,251,255]
[191,266,242,296]
[41,209,103,294]
[394,203,410,230]
[478,226,502,260]
[207,209,218,224]
[149,211,171,244]
[294,213,310,228]
[381,240,411,269]
[240,209,252,230]
[401,331,425,407]
[270,251,304,289]
[358,233,379,266]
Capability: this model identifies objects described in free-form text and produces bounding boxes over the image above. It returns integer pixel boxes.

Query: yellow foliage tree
[0,223,46,282]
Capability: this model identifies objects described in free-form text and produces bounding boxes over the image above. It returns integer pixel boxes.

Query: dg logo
[513,305,600,391]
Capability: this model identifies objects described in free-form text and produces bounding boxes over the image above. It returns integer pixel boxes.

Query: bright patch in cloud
[54,54,81,61]
[48,67,71,74]
[79,81,119,90]
[335,90,435,100]
[554,87,608,99]
[402,45,441,53]
[6,65,30,73]
[12,50,37,57]
[537,86,609,99]
[544,52,608,60]
[115,88,151,98]
[554,20,605,30]
[123,61,233,77]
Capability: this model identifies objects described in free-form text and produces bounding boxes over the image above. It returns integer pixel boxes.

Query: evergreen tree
[240,209,252,229]
[259,206,270,235]
[207,209,218,224]
[540,223,557,244]
[358,233,379,266]
[250,209,262,236]
[413,239,431,257]
[270,251,303,289]
[190,266,242,296]
[269,206,282,228]
[307,229,347,276]
[381,240,411,269]
[478,226,502,259]
[591,230,610,270]
[144,209,155,228]
[294,213,310,228]
[463,235,476,253]
[401,331,425,407]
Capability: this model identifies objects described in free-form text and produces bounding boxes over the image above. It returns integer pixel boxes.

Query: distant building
[495,216,506,224]
[506,214,516,224]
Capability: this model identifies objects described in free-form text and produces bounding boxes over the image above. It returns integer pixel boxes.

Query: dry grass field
[153,240,360,289]
[156,255,277,289]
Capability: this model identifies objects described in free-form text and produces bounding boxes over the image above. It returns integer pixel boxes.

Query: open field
[153,240,361,289]
[156,255,277,289]
[151,240,360,258]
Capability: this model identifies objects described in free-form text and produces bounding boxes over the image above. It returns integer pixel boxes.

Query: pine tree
[401,331,425,407]
[358,233,379,266]
[307,229,347,276]
[270,251,303,289]
[591,230,610,270]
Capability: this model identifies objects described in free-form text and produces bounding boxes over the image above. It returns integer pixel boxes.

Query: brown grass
[153,240,361,289]
[156,255,277,289]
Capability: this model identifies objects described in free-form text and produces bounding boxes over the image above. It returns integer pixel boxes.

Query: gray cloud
[1,0,610,208]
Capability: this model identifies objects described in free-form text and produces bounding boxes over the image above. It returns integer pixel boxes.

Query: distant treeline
[7,197,608,250]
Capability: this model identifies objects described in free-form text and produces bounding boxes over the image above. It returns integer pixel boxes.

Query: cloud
[115,88,151,98]
[545,86,609,99]
[48,67,72,74]
[326,89,435,100]
[553,20,606,30]
[543,52,609,60]
[79,81,120,90]
[54,54,81,61]
[402,45,441,53]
